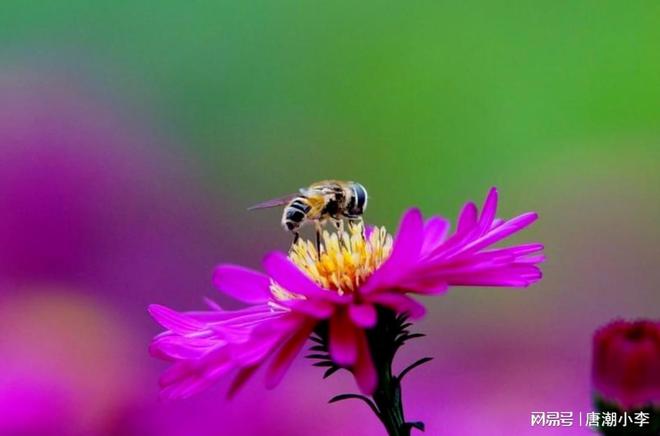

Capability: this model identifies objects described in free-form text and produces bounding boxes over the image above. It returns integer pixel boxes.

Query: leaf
[329,393,380,416]
[398,357,433,381]
[395,333,426,349]
[305,353,329,360]
[323,366,341,379]
[405,421,425,432]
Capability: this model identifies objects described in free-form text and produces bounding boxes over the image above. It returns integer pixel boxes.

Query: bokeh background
[1,1,658,435]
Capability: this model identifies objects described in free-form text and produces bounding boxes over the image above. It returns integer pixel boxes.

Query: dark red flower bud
[592,320,660,409]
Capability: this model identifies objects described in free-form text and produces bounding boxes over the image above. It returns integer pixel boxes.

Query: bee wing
[300,185,330,196]
[247,193,299,211]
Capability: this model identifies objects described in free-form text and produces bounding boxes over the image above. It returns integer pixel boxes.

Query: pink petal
[188,303,276,322]
[232,326,286,365]
[457,212,538,256]
[369,293,426,319]
[444,265,543,287]
[264,320,314,389]
[421,216,450,255]
[160,361,195,388]
[209,311,284,330]
[349,304,377,328]
[478,187,498,233]
[159,355,234,400]
[148,304,205,334]
[161,369,227,400]
[479,243,544,257]
[492,218,505,227]
[203,297,223,310]
[278,298,335,319]
[418,243,544,280]
[518,254,546,264]
[456,201,478,234]
[330,309,359,366]
[212,264,272,304]
[395,276,449,295]
[353,330,377,394]
[362,209,424,293]
[227,365,259,398]
[389,208,425,266]
[263,252,347,303]
[150,336,223,360]
[426,205,479,259]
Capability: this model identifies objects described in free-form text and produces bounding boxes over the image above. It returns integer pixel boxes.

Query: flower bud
[592,320,660,409]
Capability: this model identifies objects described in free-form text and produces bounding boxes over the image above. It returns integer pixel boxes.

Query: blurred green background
[1,1,658,435]
[3,0,658,211]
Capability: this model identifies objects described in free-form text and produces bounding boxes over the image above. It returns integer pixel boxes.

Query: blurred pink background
[2,2,659,434]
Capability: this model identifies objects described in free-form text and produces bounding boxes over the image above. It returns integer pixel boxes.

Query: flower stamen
[275,223,392,296]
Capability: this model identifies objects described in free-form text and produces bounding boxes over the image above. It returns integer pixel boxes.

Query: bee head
[345,182,368,218]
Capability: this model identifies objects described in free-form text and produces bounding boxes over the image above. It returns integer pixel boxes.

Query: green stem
[371,357,409,436]
[366,309,412,436]
[318,308,425,435]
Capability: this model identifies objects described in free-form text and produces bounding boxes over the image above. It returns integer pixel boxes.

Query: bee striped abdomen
[283,197,311,231]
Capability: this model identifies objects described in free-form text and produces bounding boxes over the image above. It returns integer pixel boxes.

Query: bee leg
[290,231,300,252]
[314,222,322,257]
[333,218,344,233]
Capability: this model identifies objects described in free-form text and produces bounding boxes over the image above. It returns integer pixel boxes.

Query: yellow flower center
[270,223,393,300]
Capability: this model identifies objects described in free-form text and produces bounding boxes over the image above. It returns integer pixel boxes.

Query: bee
[248,180,368,251]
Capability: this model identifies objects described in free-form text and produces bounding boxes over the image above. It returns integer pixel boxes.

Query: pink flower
[148,301,312,399]
[149,187,544,399]
[592,319,660,409]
